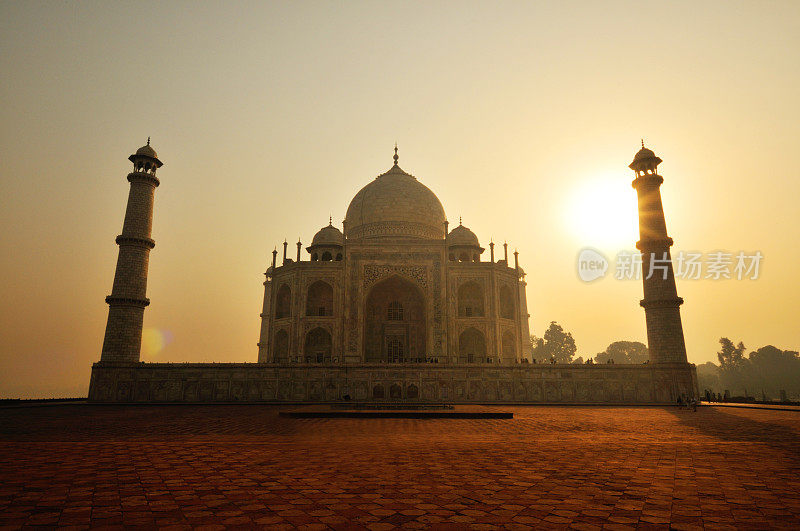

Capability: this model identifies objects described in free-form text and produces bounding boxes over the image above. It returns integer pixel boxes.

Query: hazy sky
[1,1,798,398]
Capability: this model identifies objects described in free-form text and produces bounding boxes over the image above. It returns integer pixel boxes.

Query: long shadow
[0,404,301,442]
[669,405,800,453]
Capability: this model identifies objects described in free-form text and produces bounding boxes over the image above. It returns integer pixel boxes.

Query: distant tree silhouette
[718,337,747,368]
[531,322,577,363]
[594,341,648,364]
[698,338,800,400]
[696,361,721,393]
[748,345,800,398]
[717,338,748,393]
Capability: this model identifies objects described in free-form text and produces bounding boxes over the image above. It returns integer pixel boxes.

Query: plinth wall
[89,362,698,404]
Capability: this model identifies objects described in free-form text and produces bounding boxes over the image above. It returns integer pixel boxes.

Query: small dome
[629,143,662,171]
[311,224,343,247]
[448,224,479,247]
[129,139,163,168]
[135,143,158,159]
[632,146,656,162]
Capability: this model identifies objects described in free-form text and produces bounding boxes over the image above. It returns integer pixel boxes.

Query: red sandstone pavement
[0,405,799,529]
[701,401,800,412]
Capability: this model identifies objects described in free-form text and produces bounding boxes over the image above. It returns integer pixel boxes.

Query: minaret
[100,139,163,363]
[630,142,688,364]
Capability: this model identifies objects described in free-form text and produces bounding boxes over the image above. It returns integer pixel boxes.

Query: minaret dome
[128,138,163,175]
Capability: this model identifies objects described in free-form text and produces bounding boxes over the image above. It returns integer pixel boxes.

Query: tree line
[530,321,648,365]
[696,338,800,400]
[531,323,799,400]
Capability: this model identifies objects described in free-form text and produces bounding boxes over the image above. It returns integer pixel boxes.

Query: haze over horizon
[1,1,798,398]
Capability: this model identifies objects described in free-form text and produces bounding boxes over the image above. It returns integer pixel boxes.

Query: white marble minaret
[100,140,162,363]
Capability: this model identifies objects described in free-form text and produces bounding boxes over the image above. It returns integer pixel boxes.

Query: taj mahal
[88,140,697,403]
[257,147,532,367]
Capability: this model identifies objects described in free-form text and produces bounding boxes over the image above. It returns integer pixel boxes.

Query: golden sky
[1,1,798,398]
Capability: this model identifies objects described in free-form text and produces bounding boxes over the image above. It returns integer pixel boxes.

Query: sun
[565,173,639,250]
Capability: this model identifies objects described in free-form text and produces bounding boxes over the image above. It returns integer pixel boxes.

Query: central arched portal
[364,275,426,362]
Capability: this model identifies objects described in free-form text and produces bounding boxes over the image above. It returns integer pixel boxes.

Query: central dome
[345,163,446,240]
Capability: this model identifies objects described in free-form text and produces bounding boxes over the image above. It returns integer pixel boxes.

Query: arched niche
[458,281,484,317]
[273,329,289,363]
[306,280,333,316]
[363,275,426,363]
[389,383,402,399]
[501,330,516,364]
[458,327,486,364]
[499,284,515,319]
[275,284,292,319]
[304,327,332,363]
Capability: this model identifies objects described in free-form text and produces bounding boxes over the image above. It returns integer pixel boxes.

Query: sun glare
[566,174,639,251]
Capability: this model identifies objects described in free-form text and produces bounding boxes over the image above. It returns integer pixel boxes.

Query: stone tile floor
[0,405,798,529]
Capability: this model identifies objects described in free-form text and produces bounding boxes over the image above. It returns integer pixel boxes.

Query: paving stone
[0,405,798,527]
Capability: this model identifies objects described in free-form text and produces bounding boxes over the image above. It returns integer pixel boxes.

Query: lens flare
[141,328,174,358]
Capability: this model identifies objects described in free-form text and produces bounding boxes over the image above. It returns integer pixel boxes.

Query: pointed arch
[273,329,289,363]
[363,275,426,362]
[306,280,333,316]
[275,284,291,319]
[407,384,419,399]
[501,330,516,364]
[458,281,484,317]
[304,327,332,363]
[458,327,486,364]
[499,284,515,319]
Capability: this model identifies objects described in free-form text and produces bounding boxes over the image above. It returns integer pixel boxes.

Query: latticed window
[465,307,473,317]
[387,301,404,321]
[387,337,404,363]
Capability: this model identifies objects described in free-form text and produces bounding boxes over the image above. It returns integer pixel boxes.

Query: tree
[533,321,577,363]
[690,340,800,400]
[717,337,747,369]
[747,345,800,398]
[530,335,544,356]
[594,341,648,364]
[717,337,748,394]
[696,362,721,394]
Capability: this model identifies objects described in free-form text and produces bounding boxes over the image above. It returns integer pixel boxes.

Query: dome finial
[329,215,332,226]
[459,216,462,226]
[641,138,645,149]
[393,143,399,166]
[147,136,151,146]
